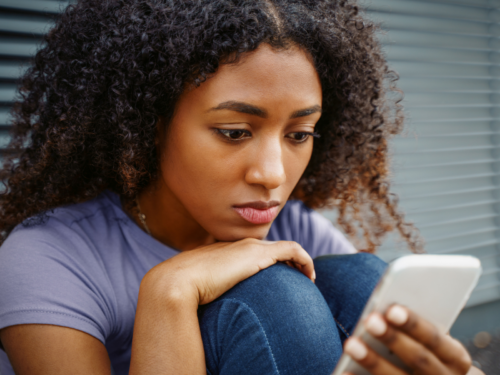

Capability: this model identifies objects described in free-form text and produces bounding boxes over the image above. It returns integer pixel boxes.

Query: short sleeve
[267,201,357,258]
[0,220,116,345]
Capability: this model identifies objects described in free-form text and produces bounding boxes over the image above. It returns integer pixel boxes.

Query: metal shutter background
[332,0,500,308]
[0,0,68,153]
[1,0,499,308]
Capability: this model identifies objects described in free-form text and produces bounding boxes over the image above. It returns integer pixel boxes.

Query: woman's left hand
[342,305,484,375]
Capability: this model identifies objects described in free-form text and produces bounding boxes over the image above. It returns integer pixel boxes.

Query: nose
[244,138,286,190]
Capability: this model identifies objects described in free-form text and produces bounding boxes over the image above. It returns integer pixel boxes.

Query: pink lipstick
[233,201,280,225]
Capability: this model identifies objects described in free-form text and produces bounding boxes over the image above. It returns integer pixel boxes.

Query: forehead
[180,43,322,112]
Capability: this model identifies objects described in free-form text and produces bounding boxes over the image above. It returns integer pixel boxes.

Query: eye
[286,132,320,143]
[216,129,252,141]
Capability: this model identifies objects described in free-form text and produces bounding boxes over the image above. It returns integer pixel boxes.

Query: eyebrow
[290,105,322,119]
[208,101,322,119]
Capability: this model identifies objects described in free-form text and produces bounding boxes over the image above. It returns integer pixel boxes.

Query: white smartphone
[331,254,482,375]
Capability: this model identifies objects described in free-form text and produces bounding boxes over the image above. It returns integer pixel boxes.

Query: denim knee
[198,263,343,375]
[314,252,387,342]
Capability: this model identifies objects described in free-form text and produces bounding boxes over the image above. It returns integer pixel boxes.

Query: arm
[130,238,315,375]
[0,325,111,375]
[0,227,116,375]
[0,291,203,375]
[1,239,314,375]
[128,272,205,374]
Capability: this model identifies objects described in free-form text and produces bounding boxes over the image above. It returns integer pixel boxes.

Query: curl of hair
[0,0,422,252]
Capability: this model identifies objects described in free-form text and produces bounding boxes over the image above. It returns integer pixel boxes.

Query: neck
[133,182,216,251]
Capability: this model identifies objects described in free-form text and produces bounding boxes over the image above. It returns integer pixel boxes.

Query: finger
[271,241,315,282]
[343,337,407,375]
[252,240,315,282]
[283,260,298,270]
[365,312,448,374]
[385,305,472,373]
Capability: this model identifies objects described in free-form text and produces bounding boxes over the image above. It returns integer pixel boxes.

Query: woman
[0,0,480,374]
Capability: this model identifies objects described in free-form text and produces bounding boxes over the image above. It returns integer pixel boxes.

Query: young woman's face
[159,43,322,242]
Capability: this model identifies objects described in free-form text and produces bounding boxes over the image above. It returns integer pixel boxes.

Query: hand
[342,305,478,375]
[143,238,315,305]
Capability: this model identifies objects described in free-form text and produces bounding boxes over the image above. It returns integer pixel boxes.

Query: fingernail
[365,313,387,336]
[387,305,408,325]
[344,338,368,360]
[312,270,316,281]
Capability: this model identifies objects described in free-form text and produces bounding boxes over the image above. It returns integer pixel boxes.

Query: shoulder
[0,190,124,262]
[268,200,357,258]
[33,190,124,231]
[0,190,126,294]
[6,190,124,252]
[0,191,124,343]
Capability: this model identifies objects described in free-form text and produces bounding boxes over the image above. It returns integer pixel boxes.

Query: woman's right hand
[143,238,315,305]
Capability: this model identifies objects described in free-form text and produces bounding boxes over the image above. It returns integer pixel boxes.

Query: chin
[213,224,272,242]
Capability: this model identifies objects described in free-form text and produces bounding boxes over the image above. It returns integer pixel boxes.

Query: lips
[233,201,280,224]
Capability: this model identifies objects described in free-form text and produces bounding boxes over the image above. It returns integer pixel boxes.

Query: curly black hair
[0,0,422,252]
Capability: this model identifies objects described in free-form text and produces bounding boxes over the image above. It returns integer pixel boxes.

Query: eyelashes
[215,129,252,141]
[214,129,320,143]
[286,132,321,142]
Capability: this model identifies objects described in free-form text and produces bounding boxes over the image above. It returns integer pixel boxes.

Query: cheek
[283,144,313,184]
[160,128,241,202]
[160,120,314,210]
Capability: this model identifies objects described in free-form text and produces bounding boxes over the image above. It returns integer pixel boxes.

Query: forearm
[129,274,206,375]
[127,239,314,374]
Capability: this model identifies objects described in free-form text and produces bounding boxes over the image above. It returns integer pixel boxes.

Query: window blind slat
[0,62,27,80]
[407,199,499,214]
[400,160,497,172]
[395,145,495,154]
[410,122,493,136]
[385,46,494,64]
[430,0,500,8]
[390,61,492,77]
[0,16,54,36]
[0,39,40,58]
[405,107,492,121]
[380,30,491,50]
[418,214,496,230]
[403,92,493,106]
[0,86,17,104]
[398,77,492,92]
[0,0,68,14]
[370,12,490,35]
[367,0,490,21]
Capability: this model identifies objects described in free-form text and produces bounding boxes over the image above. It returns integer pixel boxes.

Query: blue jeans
[198,253,387,375]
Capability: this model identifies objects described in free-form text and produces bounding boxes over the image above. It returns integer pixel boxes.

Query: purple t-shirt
[0,190,355,374]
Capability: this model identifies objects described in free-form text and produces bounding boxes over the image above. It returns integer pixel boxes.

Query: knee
[313,253,387,335]
[198,263,343,374]
[216,262,323,314]
[314,252,387,294]
[201,263,338,343]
